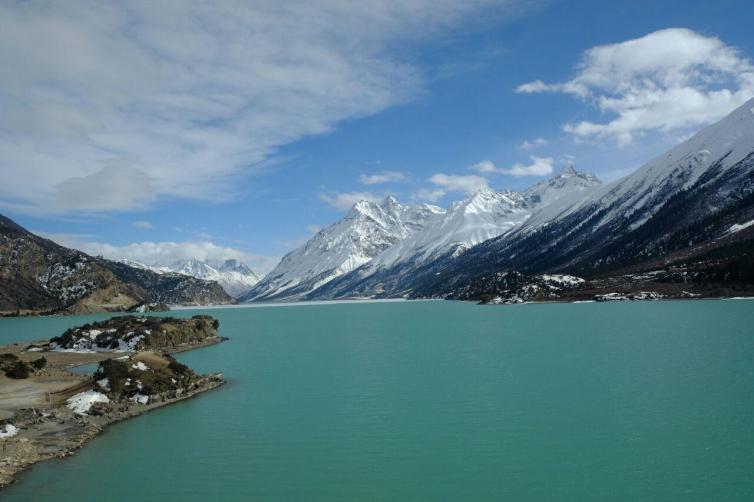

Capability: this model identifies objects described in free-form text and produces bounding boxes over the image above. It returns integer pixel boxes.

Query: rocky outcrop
[45,315,223,353]
[88,352,220,410]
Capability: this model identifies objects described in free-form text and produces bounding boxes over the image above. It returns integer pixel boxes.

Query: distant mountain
[0,215,234,314]
[239,196,443,301]
[117,258,260,298]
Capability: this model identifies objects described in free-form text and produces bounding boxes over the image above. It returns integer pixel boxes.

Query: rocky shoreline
[0,315,228,489]
[0,375,224,489]
[436,267,754,305]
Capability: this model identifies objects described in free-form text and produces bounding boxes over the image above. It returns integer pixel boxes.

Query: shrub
[31,356,47,370]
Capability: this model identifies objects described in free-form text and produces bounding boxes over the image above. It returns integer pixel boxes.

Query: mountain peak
[351,199,375,211]
[381,194,399,207]
[469,186,495,198]
[241,196,439,301]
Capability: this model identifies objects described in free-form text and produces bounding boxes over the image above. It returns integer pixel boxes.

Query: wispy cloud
[469,157,554,177]
[132,220,153,229]
[40,234,279,275]
[517,28,754,146]
[415,173,489,202]
[429,174,489,193]
[518,137,548,150]
[413,188,447,203]
[319,191,382,211]
[359,171,407,185]
[0,1,529,215]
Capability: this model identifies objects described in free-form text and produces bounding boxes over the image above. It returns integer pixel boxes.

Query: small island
[0,315,227,488]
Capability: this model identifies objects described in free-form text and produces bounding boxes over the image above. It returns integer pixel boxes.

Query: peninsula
[0,315,227,488]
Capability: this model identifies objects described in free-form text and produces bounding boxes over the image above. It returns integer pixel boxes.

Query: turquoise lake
[1,299,754,500]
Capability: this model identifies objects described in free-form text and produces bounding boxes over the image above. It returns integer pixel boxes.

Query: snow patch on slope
[66,390,109,415]
[726,219,754,235]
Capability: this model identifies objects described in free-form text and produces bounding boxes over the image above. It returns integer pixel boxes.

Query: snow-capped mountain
[374,188,530,268]
[241,167,600,302]
[241,97,754,303]
[312,167,601,299]
[118,258,260,298]
[172,259,261,298]
[118,259,173,274]
[239,196,444,302]
[378,167,602,269]
[523,165,601,208]
[410,96,754,298]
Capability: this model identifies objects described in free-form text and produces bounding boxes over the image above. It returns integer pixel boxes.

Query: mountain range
[4,97,753,311]
[120,259,260,298]
[0,217,234,314]
[241,96,754,302]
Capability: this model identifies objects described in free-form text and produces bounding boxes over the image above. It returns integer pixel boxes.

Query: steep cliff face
[0,215,233,314]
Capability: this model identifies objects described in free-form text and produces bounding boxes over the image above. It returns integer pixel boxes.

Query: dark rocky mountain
[0,215,234,314]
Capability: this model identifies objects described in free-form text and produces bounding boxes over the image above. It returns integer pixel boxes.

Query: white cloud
[413,188,447,203]
[40,234,278,275]
[132,220,153,229]
[54,165,155,212]
[319,191,382,211]
[518,137,548,150]
[359,171,407,185]
[516,28,754,145]
[469,157,554,177]
[306,225,322,234]
[429,173,490,193]
[414,173,491,202]
[0,1,530,215]
[468,160,497,174]
[501,156,554,177]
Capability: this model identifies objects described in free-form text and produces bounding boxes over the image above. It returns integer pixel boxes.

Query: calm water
[1,300,754,501]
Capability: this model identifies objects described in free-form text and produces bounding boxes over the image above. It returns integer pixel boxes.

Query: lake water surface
[1,300,753,500]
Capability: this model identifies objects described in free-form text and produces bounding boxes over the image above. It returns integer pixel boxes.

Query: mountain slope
[240,196,443,301]
[411,96,754,298]
[0,215,234,314]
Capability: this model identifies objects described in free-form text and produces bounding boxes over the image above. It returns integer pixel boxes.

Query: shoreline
[170,297,414,311]
[4,293,754,319]
[0,316,229,490]
[0,374,225,489]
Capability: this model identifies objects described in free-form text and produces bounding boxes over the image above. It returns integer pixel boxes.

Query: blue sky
[2,0,754,273]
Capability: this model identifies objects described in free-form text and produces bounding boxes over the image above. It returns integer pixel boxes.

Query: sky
[2,0,754,274]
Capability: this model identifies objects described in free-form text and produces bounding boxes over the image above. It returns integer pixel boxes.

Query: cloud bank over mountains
[38,232,278,275]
